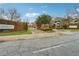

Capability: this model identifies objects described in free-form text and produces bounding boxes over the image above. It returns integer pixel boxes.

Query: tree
[0,8,5,19]
[7,8,21,21]
[35,14,52,29]
[66,7,79,28]
[66,7,79,20]
[62,19,70,29]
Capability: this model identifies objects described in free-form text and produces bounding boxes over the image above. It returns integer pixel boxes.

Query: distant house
[28,22,37,28]
[69,20,77,28]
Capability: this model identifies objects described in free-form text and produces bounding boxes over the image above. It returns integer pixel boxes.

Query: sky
[0,3,79,22]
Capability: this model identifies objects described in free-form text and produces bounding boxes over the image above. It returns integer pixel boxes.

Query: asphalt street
[0,32,79,56]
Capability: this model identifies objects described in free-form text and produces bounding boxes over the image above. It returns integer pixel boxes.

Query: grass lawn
[0,29,32,36]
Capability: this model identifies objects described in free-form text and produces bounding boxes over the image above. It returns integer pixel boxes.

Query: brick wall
[0,19,28,31]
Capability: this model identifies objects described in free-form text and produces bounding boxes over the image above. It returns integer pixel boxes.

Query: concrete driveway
[0,32,79,56]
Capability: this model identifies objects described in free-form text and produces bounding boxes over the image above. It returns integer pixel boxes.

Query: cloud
[25,13,40,17]
[76,8,79,12]
[68,13,78,19]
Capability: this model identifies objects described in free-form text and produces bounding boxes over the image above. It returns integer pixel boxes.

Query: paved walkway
[0,32,63,41]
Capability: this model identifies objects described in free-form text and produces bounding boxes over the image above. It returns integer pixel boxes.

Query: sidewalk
[0,32,64,42]
[0,28,74,42]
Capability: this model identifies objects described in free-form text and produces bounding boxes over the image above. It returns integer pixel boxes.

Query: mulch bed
[0,39,16,43]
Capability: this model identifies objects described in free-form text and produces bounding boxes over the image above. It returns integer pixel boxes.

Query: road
[0,32,79,56]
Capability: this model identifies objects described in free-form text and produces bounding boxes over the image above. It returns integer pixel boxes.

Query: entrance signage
[0,24,14,29]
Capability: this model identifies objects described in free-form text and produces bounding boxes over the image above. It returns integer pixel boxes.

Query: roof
[0,19,17,25]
